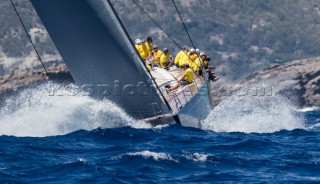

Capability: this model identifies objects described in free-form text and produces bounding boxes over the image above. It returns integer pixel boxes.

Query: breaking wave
[0,81,312,137]
[0,82,151,137]
[298,107,320,112]
[121,150,177,162]
[203,85,305,133]
[185,153,209,162]
[112,151,210,163]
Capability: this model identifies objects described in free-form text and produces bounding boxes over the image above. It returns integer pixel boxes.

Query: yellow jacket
[184,68,194,83]
[146,64,152,71]
[188,53,197,67]
[153,50,163,64]
[145,42,152,56]
[174,50,184,65]
[135,44,149,61]
[192,57,203,71]
[160,53,170,69]
[179,51,190,66]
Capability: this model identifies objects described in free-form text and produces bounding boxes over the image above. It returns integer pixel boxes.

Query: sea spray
[0,83,151,137]
[203,84,305,133]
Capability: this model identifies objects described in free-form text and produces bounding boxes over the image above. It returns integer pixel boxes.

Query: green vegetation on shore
[1,0,320,80]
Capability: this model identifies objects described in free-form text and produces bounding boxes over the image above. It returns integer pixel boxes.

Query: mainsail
[30,0,170,119]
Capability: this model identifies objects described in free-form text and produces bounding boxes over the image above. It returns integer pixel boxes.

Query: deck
[150,66,205,114]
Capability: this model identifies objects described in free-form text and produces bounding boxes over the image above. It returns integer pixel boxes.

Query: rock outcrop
[210,57,320,108]
[0,64,71,93]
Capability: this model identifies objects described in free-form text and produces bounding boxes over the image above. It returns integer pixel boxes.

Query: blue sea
[0,84,319,183]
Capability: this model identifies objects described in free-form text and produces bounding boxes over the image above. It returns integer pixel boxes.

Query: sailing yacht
[29,0,213,127]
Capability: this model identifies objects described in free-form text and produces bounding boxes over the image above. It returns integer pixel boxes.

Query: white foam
[0,83,152,137]
[297,107,320,112]
[127,150,177,162]
[203,85,305,133]
[77,157,86,163]
[185,153,209,162]
[113,150,177,162]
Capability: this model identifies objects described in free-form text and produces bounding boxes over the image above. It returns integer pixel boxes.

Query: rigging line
[107,0,173,113]
[171,0,196,50]
[132,0,182,50]
[131,0,202,69]
[9,0,49,76]
[171,0,208,95]
[171,0,205,71]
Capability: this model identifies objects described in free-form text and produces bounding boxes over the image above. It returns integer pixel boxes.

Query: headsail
[30,0,170,118]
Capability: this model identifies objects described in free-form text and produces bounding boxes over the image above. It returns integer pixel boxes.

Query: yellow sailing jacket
[174,50,183,65]
[135,44,149,61]
[179,51,190,66]
[145,42,152,56]
[153,50,163,64]
[185,68,194,83]
[160,53,170,69]
[188,53,197,68]
[192,57,203,71]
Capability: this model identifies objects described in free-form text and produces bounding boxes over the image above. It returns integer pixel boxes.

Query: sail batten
[30,0,170,118]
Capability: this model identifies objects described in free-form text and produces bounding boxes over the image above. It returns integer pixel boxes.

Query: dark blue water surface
[0,110,319,183]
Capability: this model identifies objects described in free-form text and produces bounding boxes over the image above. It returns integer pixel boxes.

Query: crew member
[160,48,173,69]
[135,39,149,61]
[145,36,153,55]
[179,48,192,67]
[152,45,163,66]
[174,46,188,67]
[188,49,197,68]
[169,64,193,91]
[200,53,219,81]
[192,52,205,75]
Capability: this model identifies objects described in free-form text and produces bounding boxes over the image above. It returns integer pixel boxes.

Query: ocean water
[0,83,319,183]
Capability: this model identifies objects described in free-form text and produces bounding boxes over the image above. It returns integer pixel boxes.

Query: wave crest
[203,85,305,133]
[0,83,152,137]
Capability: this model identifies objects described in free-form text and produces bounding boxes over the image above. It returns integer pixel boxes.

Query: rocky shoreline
[1,57,319,109]
[0,64,70,93]
[210,57,320,109]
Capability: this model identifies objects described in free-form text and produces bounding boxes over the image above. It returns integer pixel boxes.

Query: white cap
[196,49,200,53]
[190,48,195,53]
[200,52,206,56]
[135,39,142,44]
